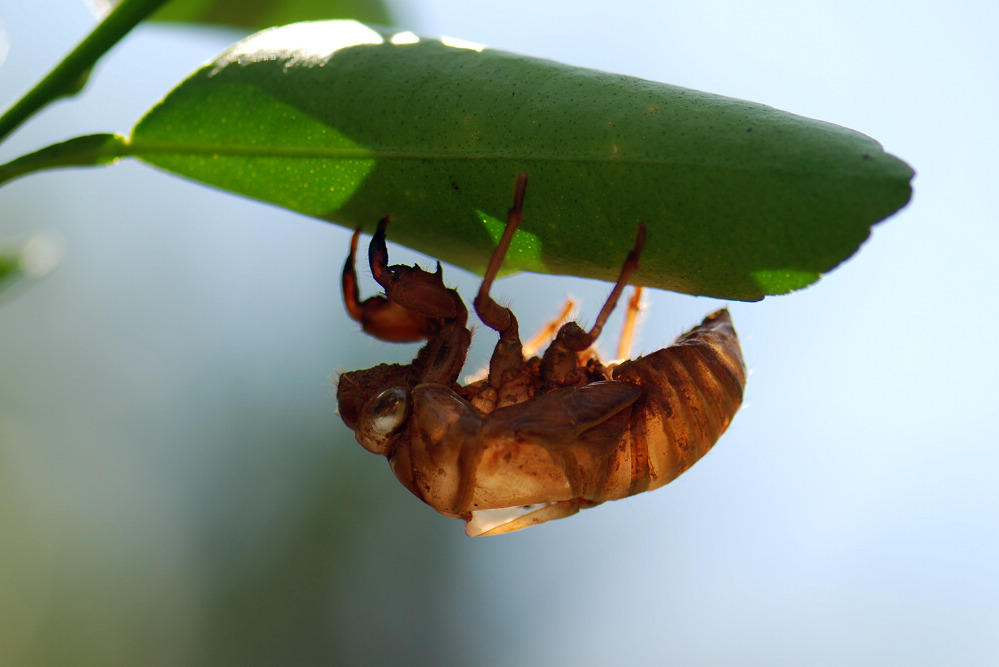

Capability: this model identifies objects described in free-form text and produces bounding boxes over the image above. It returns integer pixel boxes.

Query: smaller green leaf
[0,134,127,187]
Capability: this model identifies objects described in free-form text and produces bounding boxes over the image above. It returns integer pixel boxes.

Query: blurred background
[1,0,997,664]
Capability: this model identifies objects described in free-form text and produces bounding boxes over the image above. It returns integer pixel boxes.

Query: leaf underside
[130,21,914,300]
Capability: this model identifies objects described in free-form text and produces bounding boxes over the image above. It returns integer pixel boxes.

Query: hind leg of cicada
[465,498,590,536]
[614,286,644,361]
[341,226,441,343]
[538,224,646,385]
[472,173,530,387]
[558,223,647,354]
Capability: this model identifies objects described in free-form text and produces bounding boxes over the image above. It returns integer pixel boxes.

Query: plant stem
[0,0,173,144]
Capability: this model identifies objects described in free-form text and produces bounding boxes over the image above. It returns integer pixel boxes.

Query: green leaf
[146,0,392,30]
[130,21,913,300]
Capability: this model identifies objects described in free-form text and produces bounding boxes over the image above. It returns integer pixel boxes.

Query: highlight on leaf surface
[130,20,914,300]
[145,0,392,31]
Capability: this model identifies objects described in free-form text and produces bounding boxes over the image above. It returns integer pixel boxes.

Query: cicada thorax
[608,309,746,494]
[458,355,544,414]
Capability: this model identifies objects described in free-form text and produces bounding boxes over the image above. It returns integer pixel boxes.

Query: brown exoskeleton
[337,175,746,536]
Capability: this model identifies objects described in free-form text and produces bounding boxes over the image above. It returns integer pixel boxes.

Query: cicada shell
[337,174,746,535]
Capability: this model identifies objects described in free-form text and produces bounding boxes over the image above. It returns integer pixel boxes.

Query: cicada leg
[368,217,466,325]
[463,297,575,389]
[337,218,473,427]
[466,499,593,537]
[614,286,644,361]
[577,223,645,349]
[540,223,646,384]
[341,225,442,343]
[472,173,530,388]
[522,298,576,358]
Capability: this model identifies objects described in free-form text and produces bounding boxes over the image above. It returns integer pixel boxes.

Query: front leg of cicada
[342,225,440,343]
[540,223,646,385]
[368,217,467,325]
[365,217,472,387]
[337,218,473,435]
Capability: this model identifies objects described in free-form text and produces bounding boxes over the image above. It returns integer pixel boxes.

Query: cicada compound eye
[369,386,408,435]
[356,386,409,455]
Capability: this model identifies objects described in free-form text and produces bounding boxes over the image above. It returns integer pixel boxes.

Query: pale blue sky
[1,1,997,664]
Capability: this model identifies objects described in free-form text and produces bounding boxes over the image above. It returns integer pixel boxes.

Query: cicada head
[336,362,418,438]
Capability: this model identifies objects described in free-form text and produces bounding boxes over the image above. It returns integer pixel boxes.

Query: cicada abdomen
[609,309,746,498]
[448,309,745,536]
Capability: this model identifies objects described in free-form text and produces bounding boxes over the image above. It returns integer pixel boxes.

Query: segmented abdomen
[610,309,746,498]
